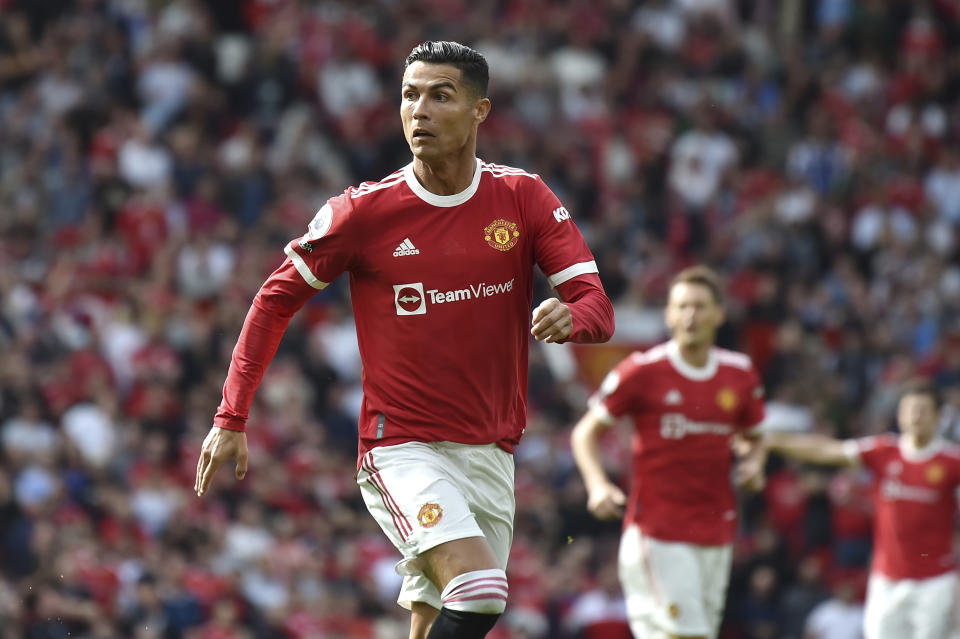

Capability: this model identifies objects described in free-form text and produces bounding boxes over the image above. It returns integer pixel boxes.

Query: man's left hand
[531,298,572,343]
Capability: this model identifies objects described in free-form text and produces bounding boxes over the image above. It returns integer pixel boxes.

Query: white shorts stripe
[362,456,411,538]
[361,454,412,539]
[365,453,412,536]
[365,475,407,541]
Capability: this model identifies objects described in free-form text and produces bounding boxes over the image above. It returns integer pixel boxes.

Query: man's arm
[531,274,614,344]
[570,404,626,519]
[214,261,317,430]
[733,432,768,491]
[764,432,859,467]
[195,260,317,496]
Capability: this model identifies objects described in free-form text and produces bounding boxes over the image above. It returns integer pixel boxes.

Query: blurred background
[2,0,960,637]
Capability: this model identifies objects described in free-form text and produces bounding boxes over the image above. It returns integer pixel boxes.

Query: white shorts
[618,525,732,639]
[356,441,515,610]
[864,571,958,639]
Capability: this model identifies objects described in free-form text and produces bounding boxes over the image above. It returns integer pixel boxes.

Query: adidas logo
[393,238,420,257]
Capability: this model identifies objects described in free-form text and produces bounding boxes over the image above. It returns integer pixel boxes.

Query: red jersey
[845,435,960,580]
[214,159,614,460]
[593,341,765,545]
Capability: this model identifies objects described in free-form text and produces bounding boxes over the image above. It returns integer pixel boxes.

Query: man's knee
[424,569,508,638]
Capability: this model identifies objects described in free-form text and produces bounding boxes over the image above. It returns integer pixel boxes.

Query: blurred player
[571,265,765,639]
[194,41,614,639]
[756,380,960,639]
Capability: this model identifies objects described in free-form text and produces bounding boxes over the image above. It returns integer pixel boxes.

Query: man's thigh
[864,573,910,639]
[357,442,515,610]
[618,525,713,638]
[907,572,957,639]
[694,543,732,639]
[452,443,515,569]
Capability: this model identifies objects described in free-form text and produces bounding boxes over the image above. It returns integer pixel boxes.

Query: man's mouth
[412,128,434,139]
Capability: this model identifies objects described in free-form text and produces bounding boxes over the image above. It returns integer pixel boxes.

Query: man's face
[664,282,724,349]
[897,393,938,442]
[400,62,489,161]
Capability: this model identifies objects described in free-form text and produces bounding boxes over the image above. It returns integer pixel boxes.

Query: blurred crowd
[3,0,960,637]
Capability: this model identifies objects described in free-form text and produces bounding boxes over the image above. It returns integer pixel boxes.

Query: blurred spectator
[562,564,630,638]
[802,579,864,639]
[2,1,960,637]
[779,556,830,639]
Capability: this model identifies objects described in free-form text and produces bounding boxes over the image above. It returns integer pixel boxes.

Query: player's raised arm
[764,432,859,467]
[571,404,626,520]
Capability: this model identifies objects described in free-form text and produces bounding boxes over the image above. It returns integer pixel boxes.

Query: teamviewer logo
[394,283,426,315]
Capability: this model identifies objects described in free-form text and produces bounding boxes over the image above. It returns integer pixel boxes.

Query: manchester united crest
[484,218,520,252]
[716,388,738,412]
[417,503,443,528]
[926,463,945,484]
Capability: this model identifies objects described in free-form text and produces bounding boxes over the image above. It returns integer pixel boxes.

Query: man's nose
[412,95,430,119]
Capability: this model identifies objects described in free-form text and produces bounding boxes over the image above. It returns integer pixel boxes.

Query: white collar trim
[403,158,482,207]
[899,436,945,463]
[666,340,718,381]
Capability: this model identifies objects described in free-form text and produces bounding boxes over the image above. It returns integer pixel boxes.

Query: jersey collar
[403,157,482,207]
[898,436,945,463]
[666,340,718,381]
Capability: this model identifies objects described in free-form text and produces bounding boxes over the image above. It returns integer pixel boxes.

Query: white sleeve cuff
[588,401,615,425]
[842,440,862,465]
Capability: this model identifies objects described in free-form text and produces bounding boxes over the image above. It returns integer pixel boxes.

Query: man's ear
[475,97,491,124]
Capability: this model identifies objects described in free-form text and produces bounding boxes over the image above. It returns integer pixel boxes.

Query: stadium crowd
[2,0,960,637]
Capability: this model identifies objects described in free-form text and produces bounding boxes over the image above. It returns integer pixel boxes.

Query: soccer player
[755,380,960,639]
[193,41,614,639]
[570,265,766,639]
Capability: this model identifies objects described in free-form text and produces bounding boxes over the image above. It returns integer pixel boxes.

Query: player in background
[193,41,614,639]
[751,380,960,639]
[571,265,766,639]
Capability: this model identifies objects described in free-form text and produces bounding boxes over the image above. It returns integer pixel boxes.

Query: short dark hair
[900,378,942,410]
[669,265,723,304]
[404,41,489,98]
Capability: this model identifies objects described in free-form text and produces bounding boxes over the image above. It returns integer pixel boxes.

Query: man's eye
[436,94,448,101]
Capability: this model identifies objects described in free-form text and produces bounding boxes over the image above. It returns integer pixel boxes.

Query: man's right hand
[586,481,627,520]
[195,427,248,497]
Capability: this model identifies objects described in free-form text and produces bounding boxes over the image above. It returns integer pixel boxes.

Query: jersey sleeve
[283,191,361,289]
[524,177,599,287]
[214,260,318,431]
[589,354,646,422]
[738,364,766,433]
[844,435,889,471]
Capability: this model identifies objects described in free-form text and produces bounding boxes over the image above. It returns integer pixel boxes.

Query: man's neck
[677,341,711,368]
[412,153,476,196]
[905,432,934,450]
